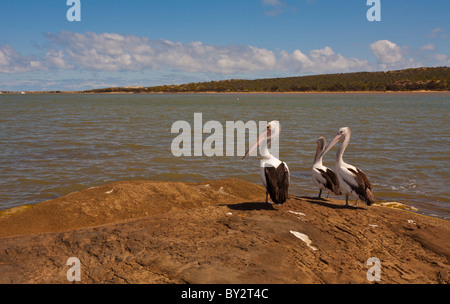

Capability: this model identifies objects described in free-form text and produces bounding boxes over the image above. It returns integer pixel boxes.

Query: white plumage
[312,137,341,198]
[243,120,290,205]
[321,127,374,206]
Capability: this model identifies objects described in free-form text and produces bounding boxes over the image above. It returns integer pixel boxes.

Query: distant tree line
[84,67,449,94]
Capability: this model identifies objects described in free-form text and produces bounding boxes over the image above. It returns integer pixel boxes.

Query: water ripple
[0,93,449,219]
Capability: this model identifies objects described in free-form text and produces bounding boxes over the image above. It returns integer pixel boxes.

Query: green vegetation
[0,205,33,218]
[85,67,449,93]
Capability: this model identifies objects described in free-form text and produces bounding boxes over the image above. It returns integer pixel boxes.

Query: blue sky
[0,0,449,91]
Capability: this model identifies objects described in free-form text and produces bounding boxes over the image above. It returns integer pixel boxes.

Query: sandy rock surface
[0,179,448,284]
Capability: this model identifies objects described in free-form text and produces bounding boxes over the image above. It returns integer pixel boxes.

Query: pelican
[321,127,374,206]
[242,120,290,205]
[312,137,341,198]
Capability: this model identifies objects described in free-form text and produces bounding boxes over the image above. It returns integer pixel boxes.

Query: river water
[1,93,448,219]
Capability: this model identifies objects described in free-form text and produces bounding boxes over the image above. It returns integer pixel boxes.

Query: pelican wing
[346,167,374,205]
[347,168,371,190]
[264,162,290,205]
[317,168,342,196]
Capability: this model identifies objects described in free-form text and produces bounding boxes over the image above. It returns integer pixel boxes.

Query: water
[1,93,449,220]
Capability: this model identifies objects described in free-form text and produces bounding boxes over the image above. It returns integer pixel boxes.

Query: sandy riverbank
[0,179,448,284]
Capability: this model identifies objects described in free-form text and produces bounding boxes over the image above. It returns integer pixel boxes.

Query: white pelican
[242,120,290,205]
[321,127,374,206]
[312,137,341,198]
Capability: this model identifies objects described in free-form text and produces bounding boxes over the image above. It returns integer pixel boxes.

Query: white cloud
[0,45,42,73]
[46,31,158,71]
[279,46,371,74]
[431,53,450,66]
[1,32,448,91]
[429,27,448,38]
[370,39,450,69]
[45,32,373,75]
[370,40,403,64]
[262,0,285,16]
[45,31,278,74]
[420,43,435,51]
[263,0,282,5]
[45,49,74,69]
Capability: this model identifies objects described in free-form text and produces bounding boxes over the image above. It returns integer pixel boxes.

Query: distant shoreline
[2,90,449,95]
[1,67,448,95]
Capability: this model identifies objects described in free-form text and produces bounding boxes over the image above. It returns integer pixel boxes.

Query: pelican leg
[318,189,322,199]
[351,199,358,207]
[326,192,330,199]
[266,192,274,205]
[345,195,349,206]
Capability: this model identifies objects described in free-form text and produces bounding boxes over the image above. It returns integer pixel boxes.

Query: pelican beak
[313,143,321,163]
[242,125,270,160]
[320,133,343,158]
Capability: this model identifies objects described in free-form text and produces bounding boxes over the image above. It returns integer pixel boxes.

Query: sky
[0,0,449,91]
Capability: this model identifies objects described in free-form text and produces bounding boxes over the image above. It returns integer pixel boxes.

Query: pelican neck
[335,136,350,166]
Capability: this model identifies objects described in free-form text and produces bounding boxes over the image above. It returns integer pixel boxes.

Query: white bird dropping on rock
[290,230,318,251]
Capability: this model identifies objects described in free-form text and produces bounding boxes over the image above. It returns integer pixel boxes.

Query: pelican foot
[349,199,358,207]
[345,196,358,207]
[345,199,358,207]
